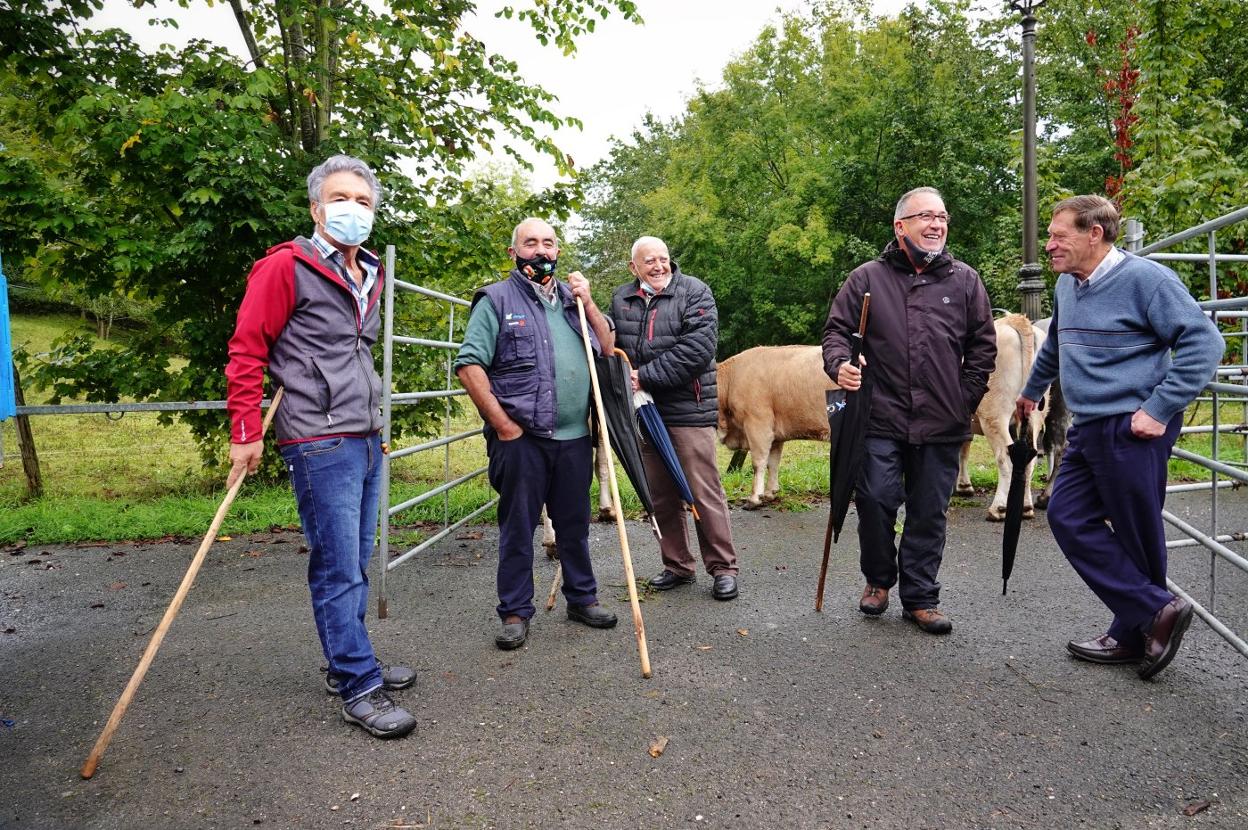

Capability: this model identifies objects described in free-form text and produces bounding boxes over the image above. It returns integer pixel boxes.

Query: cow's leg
[594,445,616,521]
[540,505,557,557]
[742,424,774,509]
[982,417,1013,521]
[1021,409,1046,518]
[955,439,974,496]
[764,441,784,501]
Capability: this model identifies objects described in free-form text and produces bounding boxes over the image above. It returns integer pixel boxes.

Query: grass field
[3,312,1245,544]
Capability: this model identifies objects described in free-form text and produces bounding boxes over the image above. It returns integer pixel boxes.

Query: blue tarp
[0,249,15,421]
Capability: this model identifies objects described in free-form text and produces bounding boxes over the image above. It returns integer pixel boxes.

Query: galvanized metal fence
[374,245,493,618]
[1125,206,1248,658]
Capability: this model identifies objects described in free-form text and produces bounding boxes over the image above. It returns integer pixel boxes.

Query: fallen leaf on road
[242,550,263,558]
[90,603,105,609]
[695,645,713,651]
[737,628,749,637]
[456,531,483,540]
[3,627,15,634]
[1182,801,1210,817]
[217,535,232,542]
[648,736,669,758]
[109,582,127,591]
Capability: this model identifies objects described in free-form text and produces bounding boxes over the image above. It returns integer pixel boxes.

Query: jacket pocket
[309,356,334,418]
[498,328,537,365]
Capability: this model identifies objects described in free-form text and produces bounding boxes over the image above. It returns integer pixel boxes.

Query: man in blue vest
[455,218,618,650]
[1018,195,1224,679]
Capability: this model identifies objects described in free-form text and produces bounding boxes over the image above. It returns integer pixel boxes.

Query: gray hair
[630,235,668,260]
[511,217,558,248]
[307,154,382,208]
[894,186,944,220]
[1052,194,1120,243]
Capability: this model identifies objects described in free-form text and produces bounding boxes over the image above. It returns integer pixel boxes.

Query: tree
[0,0,639,474]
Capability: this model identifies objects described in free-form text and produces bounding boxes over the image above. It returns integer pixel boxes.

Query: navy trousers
[1046,412,1181,649]
[485,430,599,620]
[855,437,962,610]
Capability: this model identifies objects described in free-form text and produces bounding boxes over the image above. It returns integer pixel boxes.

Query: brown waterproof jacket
[822,241,996,444]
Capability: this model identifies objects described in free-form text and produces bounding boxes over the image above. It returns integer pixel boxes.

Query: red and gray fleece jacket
[226,236,384,446]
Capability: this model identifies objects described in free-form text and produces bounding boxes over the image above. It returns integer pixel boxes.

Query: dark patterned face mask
[902,233,943,268]
[515,254,557,284]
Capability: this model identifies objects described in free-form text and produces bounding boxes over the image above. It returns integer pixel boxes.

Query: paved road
[2,492,1246,829]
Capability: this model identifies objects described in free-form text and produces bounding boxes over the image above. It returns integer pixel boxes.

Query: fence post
[11,363,43,498]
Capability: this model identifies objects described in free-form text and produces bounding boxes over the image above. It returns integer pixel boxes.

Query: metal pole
[1015,0,1047,322]
[378,244,397,619]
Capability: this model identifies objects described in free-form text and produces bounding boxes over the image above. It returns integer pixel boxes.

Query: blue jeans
[281,435,384,702]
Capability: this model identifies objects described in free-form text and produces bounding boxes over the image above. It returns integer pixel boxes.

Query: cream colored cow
[717,345,839,507]
[955,313,1048,521]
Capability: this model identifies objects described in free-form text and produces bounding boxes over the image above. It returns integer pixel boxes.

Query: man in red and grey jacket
[226,155,416,739]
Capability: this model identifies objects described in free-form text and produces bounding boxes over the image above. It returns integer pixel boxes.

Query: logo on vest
[504,312,527,327]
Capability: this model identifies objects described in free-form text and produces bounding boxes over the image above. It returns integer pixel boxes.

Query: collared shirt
[311,231,379,322]
[526,273,559,307]
[1078,245,1125,289]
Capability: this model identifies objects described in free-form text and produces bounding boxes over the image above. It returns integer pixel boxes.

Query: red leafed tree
[1099,25,1141,202]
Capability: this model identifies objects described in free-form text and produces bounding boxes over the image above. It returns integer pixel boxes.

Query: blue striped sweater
[1022,251,1224,425]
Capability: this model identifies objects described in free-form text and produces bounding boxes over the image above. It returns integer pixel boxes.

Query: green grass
[3,311,1246,544]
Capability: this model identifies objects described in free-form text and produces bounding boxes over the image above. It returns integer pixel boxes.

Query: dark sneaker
[324,662,417,695]
[567,602,618,629]
[649,570,696,591]
[496,617,530,650]
[341,690,417,739]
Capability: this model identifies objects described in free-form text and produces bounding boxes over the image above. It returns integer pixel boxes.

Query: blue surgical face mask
[320,200,374,247]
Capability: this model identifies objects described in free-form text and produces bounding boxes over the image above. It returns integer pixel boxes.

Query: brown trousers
[641,425,739,577]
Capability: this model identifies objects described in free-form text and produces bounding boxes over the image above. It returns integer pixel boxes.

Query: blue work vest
[473,270,600,438]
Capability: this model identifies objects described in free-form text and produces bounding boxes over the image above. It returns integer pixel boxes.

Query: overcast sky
[91,0,914,186]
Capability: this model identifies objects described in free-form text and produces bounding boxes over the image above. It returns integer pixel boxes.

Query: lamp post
[1012,0,1046,321]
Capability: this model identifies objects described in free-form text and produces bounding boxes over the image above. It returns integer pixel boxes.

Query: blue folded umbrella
[0,250,15,422]
[633,389,700,522]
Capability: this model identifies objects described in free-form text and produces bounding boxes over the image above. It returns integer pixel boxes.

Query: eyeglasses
[898,211,952,225]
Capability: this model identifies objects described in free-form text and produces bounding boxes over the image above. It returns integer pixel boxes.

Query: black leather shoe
[1139,597,1194,680]
[1066,634,1144,664]
[324,661,417,695]
[495,617,530,650]
[712,574,738,601]
[567,602,618,629]
[649,570,696,591]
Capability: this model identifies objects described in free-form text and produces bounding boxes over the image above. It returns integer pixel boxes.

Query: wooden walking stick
[81,387,285,779]
[545,561,562,611]
[576,297,652,678]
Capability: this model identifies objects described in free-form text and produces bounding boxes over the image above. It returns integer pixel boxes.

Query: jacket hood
[880,239,954,279]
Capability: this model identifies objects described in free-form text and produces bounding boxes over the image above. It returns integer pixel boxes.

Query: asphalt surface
[2,490,1246,830]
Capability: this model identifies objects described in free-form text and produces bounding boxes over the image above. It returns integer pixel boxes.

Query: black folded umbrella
[593,350,661,540]
[1002,418,1037,595]
[816,293,872,611]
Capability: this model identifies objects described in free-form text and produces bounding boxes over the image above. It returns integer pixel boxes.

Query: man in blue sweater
[1017,195,1224,680]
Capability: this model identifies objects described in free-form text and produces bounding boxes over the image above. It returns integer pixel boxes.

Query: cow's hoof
[1035,494,1050,510]
[597,508,617,523]
[1023,507,1036,519]
[985,510,1006,523]
[742,499,764,511]
[543,545,559,560]
[955,484,975,497]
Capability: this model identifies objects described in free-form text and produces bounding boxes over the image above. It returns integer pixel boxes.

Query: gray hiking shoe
[323,662,416,695]
[341,689,417,739]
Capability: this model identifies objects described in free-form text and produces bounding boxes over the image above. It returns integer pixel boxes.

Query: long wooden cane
[576,297,652,678]
[815,293,870,612]
[81,387,285,779]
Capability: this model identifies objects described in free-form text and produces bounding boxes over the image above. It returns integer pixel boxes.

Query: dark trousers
[642,425,739,577]
[856,437,961,610]
[486,431,598,620]
[1047,412,1180,649]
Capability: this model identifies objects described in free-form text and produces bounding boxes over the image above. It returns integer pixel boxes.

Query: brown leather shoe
[858,585,889,616]
[902,607,952,634]
[1066,634,1143,664]
[1139,597,1194,680]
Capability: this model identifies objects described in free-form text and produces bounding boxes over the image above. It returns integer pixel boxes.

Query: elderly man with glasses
[822,186,996,634]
